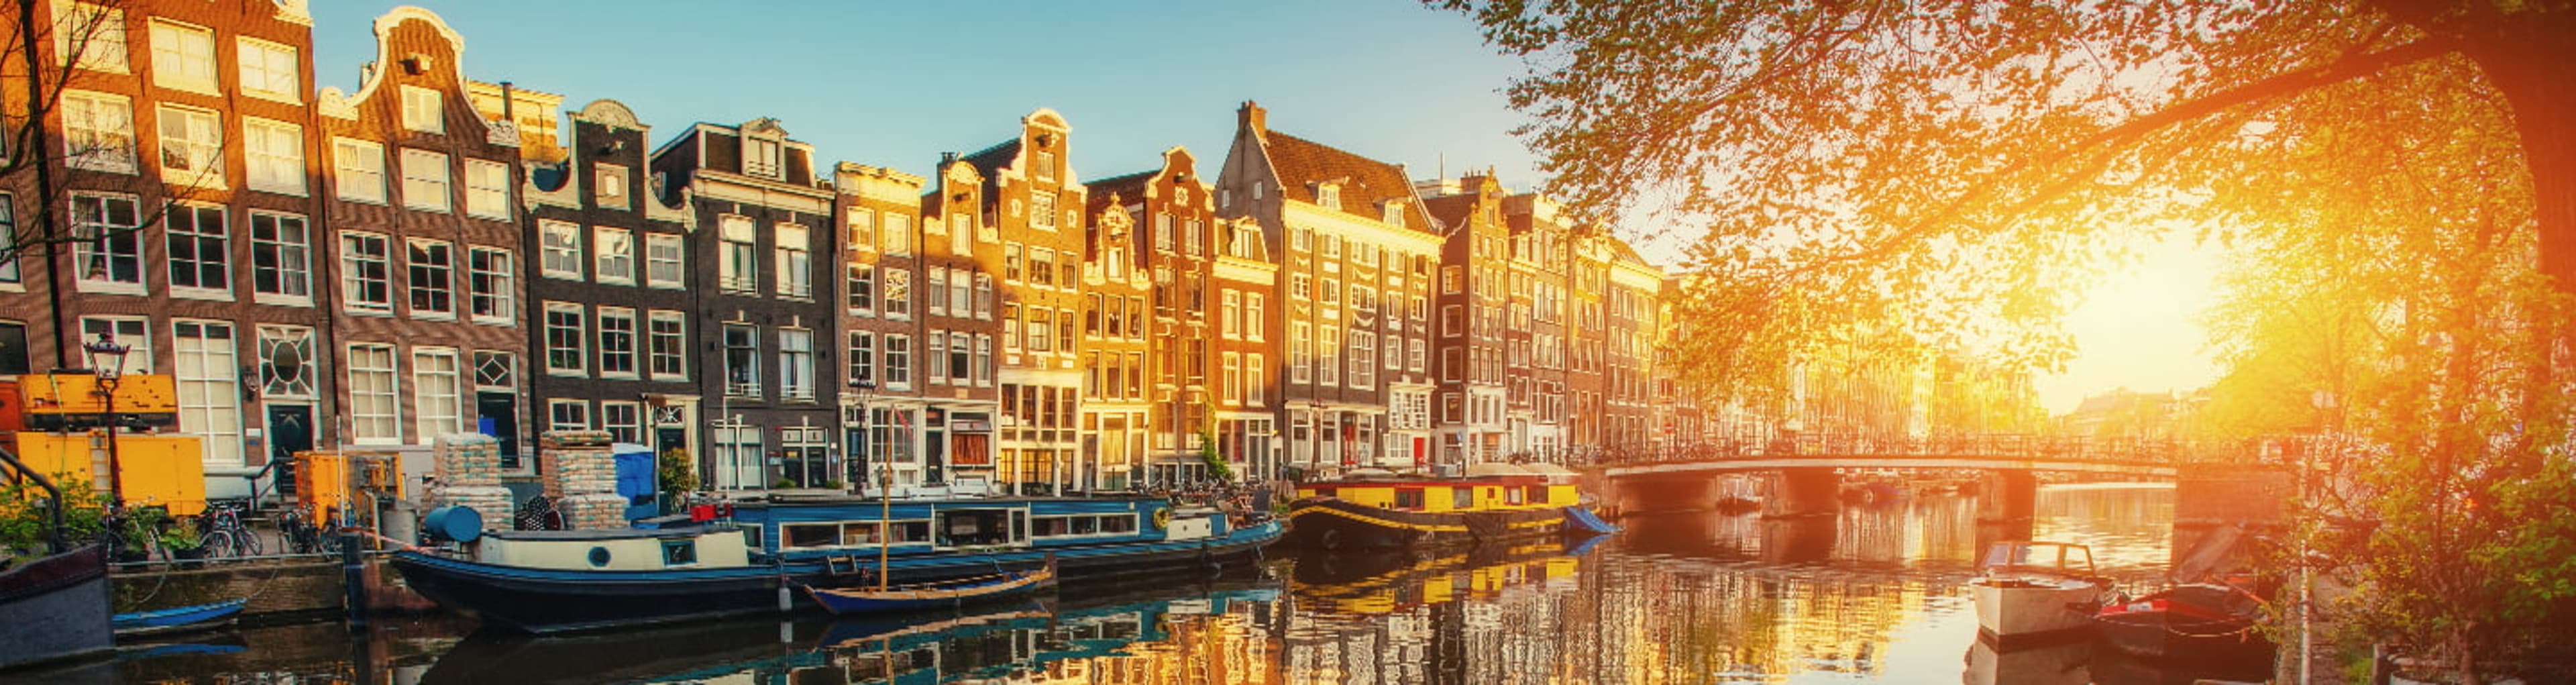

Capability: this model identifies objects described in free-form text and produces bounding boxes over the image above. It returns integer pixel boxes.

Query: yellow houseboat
[1286,463,1600,549]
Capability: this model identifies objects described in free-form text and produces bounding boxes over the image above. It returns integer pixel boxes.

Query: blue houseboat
[392,493,1280,633]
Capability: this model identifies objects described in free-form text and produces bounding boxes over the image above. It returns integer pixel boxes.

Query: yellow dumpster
[10,431,206,516]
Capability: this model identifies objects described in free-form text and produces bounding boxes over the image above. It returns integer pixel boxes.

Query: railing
[1575,433,2326,469]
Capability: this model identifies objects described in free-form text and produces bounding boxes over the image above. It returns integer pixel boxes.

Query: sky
[309,1,2223,418]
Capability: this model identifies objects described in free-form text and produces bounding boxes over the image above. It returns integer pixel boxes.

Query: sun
[2033,231,2224,414]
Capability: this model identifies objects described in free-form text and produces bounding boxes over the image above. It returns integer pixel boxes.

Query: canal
[65,484,2256,684]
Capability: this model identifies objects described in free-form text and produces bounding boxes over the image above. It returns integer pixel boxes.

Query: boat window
[1102,515,1135,534]
[1071,516,1098,535]
[1525,485,1548,505]
[662,539,697,566]
[842,522,881,545]
[1452,488,1474,510]
[2063,545,2092,570]
[1394,488,1425,510]
[1313,486,1336,498]
[1505,486,1525,505]
[785,523,841,548]
[938,510,1014,547]
[890,521,932,543]
[1033,517,1069,537]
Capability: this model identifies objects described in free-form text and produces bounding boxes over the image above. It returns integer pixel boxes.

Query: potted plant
[113,508,167,564]
[160,523,207,567]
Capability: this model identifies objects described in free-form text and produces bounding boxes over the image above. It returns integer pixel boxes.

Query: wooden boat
[1967,541,2110,645]
[111,597,248,637]
[0,544,114,670]
[1287,462,1599,549]
[392,493,1280,633]
[802,562,1054,615]
[2094,582,2273,661]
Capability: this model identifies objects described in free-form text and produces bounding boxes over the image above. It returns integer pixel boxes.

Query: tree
[4,0,221,367]
[1434,0,2574,400]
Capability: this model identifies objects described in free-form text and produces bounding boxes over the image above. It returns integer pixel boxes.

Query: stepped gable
[1260,131,1436,233]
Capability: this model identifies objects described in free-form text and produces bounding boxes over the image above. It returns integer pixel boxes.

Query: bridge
[1568,433,2300,524]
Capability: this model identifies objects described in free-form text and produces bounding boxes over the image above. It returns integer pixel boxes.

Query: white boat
[1968,541,2110,643]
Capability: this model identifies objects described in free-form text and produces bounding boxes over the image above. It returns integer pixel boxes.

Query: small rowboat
[113,598,248,637]
[803,564,1055,615]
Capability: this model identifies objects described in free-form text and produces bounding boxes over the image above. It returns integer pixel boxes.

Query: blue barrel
[423,506,484,543]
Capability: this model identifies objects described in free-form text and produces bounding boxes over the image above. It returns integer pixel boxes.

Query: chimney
[1238,101,1267,140]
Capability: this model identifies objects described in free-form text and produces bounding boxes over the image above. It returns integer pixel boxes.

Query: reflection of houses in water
[1282,541,1586,684]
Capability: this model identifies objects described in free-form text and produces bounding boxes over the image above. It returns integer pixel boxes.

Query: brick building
[957,110,1083,492]
[834,161,938,488]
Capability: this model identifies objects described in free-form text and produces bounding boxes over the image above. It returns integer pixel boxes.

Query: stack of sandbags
[429,433,512,530]
[539,431,628,529]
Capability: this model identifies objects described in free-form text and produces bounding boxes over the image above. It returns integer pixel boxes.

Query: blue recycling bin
[612,443,659,520]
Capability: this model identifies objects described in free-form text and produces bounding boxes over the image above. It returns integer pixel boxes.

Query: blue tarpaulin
[1562,506,1619,534]
[612,443,658,520]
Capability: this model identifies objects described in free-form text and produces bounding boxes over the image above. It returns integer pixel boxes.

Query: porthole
[588,546,612,567]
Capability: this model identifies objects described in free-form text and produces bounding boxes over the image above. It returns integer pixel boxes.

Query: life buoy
[1151,507,1173,530]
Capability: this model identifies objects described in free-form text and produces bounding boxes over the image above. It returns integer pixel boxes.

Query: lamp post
[84,331,133,507]
[848,374,877,494]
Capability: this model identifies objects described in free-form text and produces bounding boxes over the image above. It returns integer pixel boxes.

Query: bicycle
[276,506,339,556]
[197,500,262,558]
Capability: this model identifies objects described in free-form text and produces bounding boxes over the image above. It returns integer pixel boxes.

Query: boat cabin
[1978,541,2096,578]
[1293,463,1579,514]
[472,525,753,572]
[729,495,1208,559]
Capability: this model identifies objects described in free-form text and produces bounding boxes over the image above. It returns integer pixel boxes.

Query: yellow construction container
[17,373,180,416]
[11,431,206,517]
[294,450,406,524]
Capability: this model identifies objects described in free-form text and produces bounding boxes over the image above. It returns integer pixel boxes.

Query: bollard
[343,532,368,629]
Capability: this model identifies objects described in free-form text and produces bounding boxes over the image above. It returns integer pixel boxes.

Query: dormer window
[1316,183,1340,210]
[1382,200,1403,226]
[400,85,443,134]
[1034,151,1056,182]
[744,137,782,178]
[595,164,628,209]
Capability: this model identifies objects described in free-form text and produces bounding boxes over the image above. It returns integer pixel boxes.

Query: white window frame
[467,247,515,325]
[405,239,455,319]
[644,232,685,288]
[339,231,392,314]
[400,85,443,134]
[249,211,311,305]
[148,19,217,94]
[59,3,127,73]
[539,220,583,280]
[164,203,229,298]
[70,193,144,294]
[594,226,635,284]
[718,215,757,292]
[464,159,511,219]
[333,138,386,203]
[156,104,223,187]
[780,328,815,401]
[236,37,299,103]
[412,348,463,443]
[647,310,687,381]
[548,400,592,433]
[597,306,639,379]
[243,117,306,195]
[543,302,587,376]
[347,343,401,445]
[80,317,152,374]
[775,223,812,299]
[601,402,643,445]
[399,149,451,212]
[61,90,136,173]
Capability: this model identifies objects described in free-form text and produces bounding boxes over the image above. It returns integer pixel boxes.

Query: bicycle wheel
[234,523,264,556]
[201,529,237,559]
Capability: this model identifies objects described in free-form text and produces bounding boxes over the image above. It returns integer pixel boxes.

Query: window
[1005,244,1023,280]
[243,118,305,195]
[549,401,591,432]
[645,233,684,288]
[744,137,782,178]
[539,220,582,280]
[722,324,759,397]
[400,149,451,212]
[339,232,391,313]
[1034,151,1056,181]
[149,21,216,93]
[1223,353,1240,405]
[1185,219,1204,256]
[1317,184,1340,209]
[1383,201,1403,225]
[62,91,135,172]
[601,403,643,445]
[59,3,126,72]
[543,303,586,376]
[256,325,315,397]
[400,85,443,134]
[780,329,814,401]
[1246,293,1265,341]
[846,264,875,315]
[594,164,629,209]
[718,215,757,291]
[881,268,910,318]
[405,240,454,317]
[72,193,142,291]
[0,195,15,283]
[237,38,297,101]
[882,335,912,389]
[79,317,152,374]
[944,331,969,382]
[1443,266,1462,294]
[925,268,947,317]
[348,344,399,444]
[467,248,514,323]
[974,335,992,386]
[156,105,221,185]
[951,213,973,256]
[1031,193,1057,229]
[333,139,385,203]
[775,224,812,298]
[846,207,874,251]
[647,311,686,380]
[1290,322,1310,383]
[413,348,462,441]
[597,307,638,378]
[712,423,761,490]
[847,331,875,385]
[165,204,227,294]
[250,212,310,301]
[465,160,511,218]
[1246,355,1266,407]
[883,214,910,256]
[925,331,947,385]
[973,274,992,319]
[594,227,635,284]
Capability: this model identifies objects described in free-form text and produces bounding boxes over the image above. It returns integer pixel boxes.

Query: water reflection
[103,485,2210,684]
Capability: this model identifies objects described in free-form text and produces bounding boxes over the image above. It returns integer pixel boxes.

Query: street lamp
[83,331,132,507]
[848,374,877,494]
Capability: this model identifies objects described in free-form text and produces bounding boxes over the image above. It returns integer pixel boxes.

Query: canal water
[68,484,2261,684]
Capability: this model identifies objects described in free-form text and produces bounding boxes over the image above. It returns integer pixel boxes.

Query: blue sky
[310,1,1544,197]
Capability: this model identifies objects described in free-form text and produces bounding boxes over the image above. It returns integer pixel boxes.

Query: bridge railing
[1579,433,2319,468]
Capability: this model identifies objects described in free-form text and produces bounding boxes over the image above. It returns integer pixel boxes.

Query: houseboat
[1968,541,2112,645]
[392,493,1280,633]
[1285,463,1599,550]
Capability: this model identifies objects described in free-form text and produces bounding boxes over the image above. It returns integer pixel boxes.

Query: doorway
[266,404,313,500]
[476,392,520,467]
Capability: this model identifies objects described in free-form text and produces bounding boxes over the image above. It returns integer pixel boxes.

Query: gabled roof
[1261,131,1434,233]
[1084,169,1155,216]
[1421,193,1479,235]
[959,138,1021,202]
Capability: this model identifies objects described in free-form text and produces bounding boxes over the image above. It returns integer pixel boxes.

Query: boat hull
[396,520,1283,633]
[804,567,1053,615]
[1970,579,2104,643]
[1286,497,1572,550]
[0,545,113,671]
[2096,610,2272,661]
[113,598,249,637]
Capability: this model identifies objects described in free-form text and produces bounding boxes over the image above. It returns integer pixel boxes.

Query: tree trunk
[2462,13,2576,295]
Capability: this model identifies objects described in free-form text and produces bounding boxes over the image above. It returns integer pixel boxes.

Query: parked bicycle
[276,505,341,556]
[196,500,262,558]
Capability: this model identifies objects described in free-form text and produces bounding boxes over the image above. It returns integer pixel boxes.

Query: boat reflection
[1962,635,2091,685]
[416,577,1279,685]
[1287,537,1586,615]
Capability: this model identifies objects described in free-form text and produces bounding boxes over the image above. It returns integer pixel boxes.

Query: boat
[1286,462,1601,549]
[111,598,248,637]
[802,561,1054,615]
[0,544,114,670]
[2094,582,2273,661]
[1967,541,2111,645]
[392,492,1280,633]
